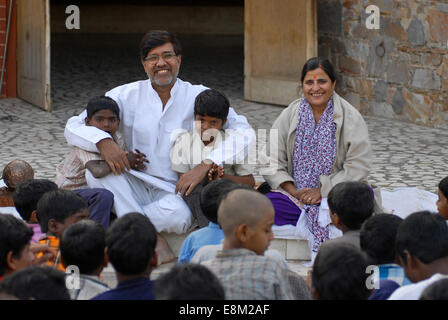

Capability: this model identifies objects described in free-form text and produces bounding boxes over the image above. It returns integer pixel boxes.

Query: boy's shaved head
[218,189,274,237]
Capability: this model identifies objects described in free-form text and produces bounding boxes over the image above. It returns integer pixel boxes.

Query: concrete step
[160,231,311,261]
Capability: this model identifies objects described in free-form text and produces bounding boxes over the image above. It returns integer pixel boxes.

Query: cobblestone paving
[1,34,446,194]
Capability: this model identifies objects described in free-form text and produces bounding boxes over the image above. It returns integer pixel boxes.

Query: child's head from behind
[0,266,70,300]
[194,89,230,143]
[85,96,120,136]
[200,179,240,224]
[360,213,403,265]
[437,176,448,220]
[13,179,58,222]
[36,189,89,237]
[2,160,34,191]
[327,181,374,231]
[0,215,34,277]
[218,189,274,255]
[312,242,370,300]
[106,212,158,276]
[153,263,225,300]
[60,220,107,276]
[395,211,448,283]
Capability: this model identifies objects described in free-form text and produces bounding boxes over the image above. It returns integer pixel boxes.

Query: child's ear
[30,210,39,224]
[235,224,248,243]
[85,117,91,126]
[6,251,17,272]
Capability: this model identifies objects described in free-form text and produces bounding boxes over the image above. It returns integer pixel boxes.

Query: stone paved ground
[1,34,447,287]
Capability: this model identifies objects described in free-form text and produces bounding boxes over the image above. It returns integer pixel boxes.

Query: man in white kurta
[64,31,254,234]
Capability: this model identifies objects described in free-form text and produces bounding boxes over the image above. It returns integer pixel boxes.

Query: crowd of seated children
[201,188,295,300]
[388,211,448,300]
[36,189,89,271]
[153,263,225,300]
[360,213,411,300]
[171,89,255,227]
[60,220,110,300]
[92,213,158,300]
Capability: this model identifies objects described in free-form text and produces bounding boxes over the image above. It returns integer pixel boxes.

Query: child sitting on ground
[0,160,34,208]
[177,179,239,264]
[171,89,255,227]
[60,220,110,300]
[324,181,375,249]
[13,179,58,243]
[153,263,225,300]
[436,176,448,220]
[360,213,411,300]
[0,214,55,281]
[92,212,158,300]
[388,211,448,300]
[311,241,371,300]
[56,95,148,190]
[36,189,89,271]
[201,189,294,300]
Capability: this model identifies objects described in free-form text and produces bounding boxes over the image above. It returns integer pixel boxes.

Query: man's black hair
[60,220,106,275]
[395,211,448,266]
[0,266,70,300]
[36,189,88,233]
[0,215,33,276]
[86,96,120,120]
[439,176,448,199]
[200,179,240,224]
[327,181,374,230]
[300,57,336,83]
[153,263,225,300]
[13,179,58,221]
[360,214,403,265]
[139,30,182,61]
[106,212,157,275]
[312,242,370,300]
[194,89,230,123]
[420,278,448,300]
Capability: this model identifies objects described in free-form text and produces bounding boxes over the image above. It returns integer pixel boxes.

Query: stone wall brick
[411,69,441,90]
[427,9,448,43]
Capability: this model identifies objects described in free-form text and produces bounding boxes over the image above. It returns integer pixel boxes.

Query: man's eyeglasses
[144,52,177,64]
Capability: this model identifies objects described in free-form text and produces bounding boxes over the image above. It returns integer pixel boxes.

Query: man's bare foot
[155,234,175,266]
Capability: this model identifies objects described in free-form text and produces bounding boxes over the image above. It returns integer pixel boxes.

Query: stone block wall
[317,0,448,128]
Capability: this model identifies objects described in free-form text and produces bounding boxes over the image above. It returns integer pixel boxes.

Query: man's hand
[127,149,149,171]
[96,138,130,175]
[175,160,213,197]
[30,243,57,265]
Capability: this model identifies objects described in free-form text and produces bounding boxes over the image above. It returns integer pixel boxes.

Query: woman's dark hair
[439,176,448,199]
[300,57,336,83]
[139,30,182,61]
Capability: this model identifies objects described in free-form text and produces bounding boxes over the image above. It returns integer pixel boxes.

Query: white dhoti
[85,171,191,234]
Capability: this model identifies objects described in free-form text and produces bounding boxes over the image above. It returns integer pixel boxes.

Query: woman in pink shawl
[263,57,373,255]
